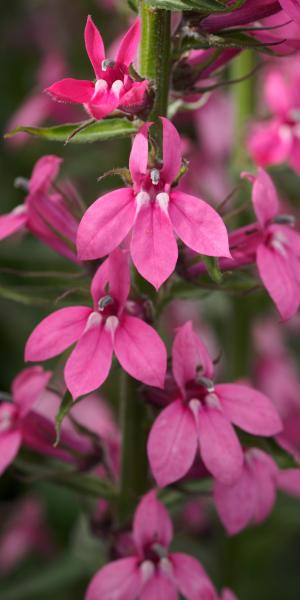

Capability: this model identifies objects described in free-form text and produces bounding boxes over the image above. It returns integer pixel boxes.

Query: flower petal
[216,383,282,436]
[29,155,63,195]
[257,242,300,320]
[114,315,166,388]
[279,0,300,26]
[251,168,280,227]
[277,468,300,497]
[0,431,22,476]
[147,400,198,487]
[169,191,230,258]
[84,15,105,78]
[91,248,130,310]
[129,123,151,186]
[171,553,217,600]
[65,324,113,399]
[251,451,277,523]
[248,121,292,167]
[197,408,243,484]
[116,18,140,66]
[214,465,256,534]
[141,572,177,600]
[133,491,173,554]
[160,117,182,184]
[12,366,52,417]
[130,203,178,290]
[0,211,27,241]
[77,188,135,260]
[172,321,214,393]
[46,78,94,104]
[25,306,91,362]
[85,557,141,600]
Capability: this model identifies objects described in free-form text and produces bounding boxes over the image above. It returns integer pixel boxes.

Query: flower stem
[231,49,256,172]
[139,2,171,120]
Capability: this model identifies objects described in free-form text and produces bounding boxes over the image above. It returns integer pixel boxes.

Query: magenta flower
[86,490,217,600]
[77,117,230,290]
[0,366,52,475]
[46,16,148,120]
[243,168,300,320]
[279,0,300,24]
[0,155,79,261]
[148,321,282,487]
[25,249,167,399]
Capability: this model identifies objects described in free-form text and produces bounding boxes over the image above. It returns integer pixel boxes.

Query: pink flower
[243,168,300,320]
[0,366,52,475]
[77,117,231,289]
[25,249,167,399]
[86,490,217,600]
[148,321,282,487]
[46,16,148,120]
[0,155,80,261]
[220,589,239,600]
[279,0,300,24]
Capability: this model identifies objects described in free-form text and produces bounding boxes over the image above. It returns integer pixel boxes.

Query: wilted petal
[171,553,217,600]
[251,168,280,227]
[25,306,91,362]
[84,15,105,78]
[147,400,197,487]
[133,491,173,554]
[160,117,182,184]
[257,242,300,319]
[169,191,230,257]
[114,315,166,388]
[130,203,178,289]
[0,211,27,241]
[13,366,52,417]
[214,466,256,534]
[141,572,177,600]
[46,78,94,103]
[91,248,130,310]
[65,324,113,399]
[116,18,140,66]
[77,188,135,260]
[129,123,151,186]
[0,431,22,476]
[216,383,282,436]
[172,321,214,393]
[198,408,243,484]
[85,557,141,600]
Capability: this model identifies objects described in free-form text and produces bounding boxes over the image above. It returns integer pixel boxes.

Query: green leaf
[147,0,246,12]
[54,391,74,447]
[5,118,139,144]
[179,30,279,53]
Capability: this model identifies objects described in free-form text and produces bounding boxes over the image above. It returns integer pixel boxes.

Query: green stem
[231,49,256,172]
[139,2,171,120]
[118,373,149,525]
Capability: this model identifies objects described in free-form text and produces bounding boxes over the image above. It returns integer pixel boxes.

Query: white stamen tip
[156,192,169,212]
[136,191,150,211]
[84,311,102,332]
[105,315,119,334]
[205,392,221,410]
[111,79,124,97]
[189,398,201,418]
[271,231,288,257]
[159,558,173,577]
[140,560,155,583]
[12,204,27,216]
[94,79,108,94]
[0,410,12,433]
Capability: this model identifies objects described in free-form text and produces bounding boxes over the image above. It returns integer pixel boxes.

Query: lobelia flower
[0,155,80,262]
[25,248,167,399]
[46,16,148,120]
[220,589,239,600]
[77,117,231,290]
[148,321,282,487]
[86,490,217,600]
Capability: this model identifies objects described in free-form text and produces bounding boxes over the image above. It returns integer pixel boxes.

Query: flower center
[269,230,288,257]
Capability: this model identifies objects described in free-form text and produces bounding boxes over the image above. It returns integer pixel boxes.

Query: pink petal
[25,306,91,362]
[114,315,166,388]
[171,553,217,600]
[130,203,178,289]
[256,242,300,320]
[119,81,149,112]
[251,168,279,227]
[116,18,140,66]
[248,121,292,167]
[87,90,120,120]
[91,249,130,310]
[141,572,178,600]
[289,135,300,173]
[172,321,214,393]
[65,324,113,399]
[84,15,105,78]
[77,188,135,260]
[264,70,291,117]
[46,78,94,104]
[0,211,27,241]
[214,465,256,534]
[29,155,63,195]
[133,491,173,554]
[12,366,52,418]
[160,117,182,184]
[147,400,198,487]
[251,452,277,523]
[197,408,243,484]
[284,226,300,255]
[169,191,230,258]
[129,123,151,186]
[0,431,22,476]
[277,468,300,497]
[216,383,282,436]
[279,0,300,25]
[221,589,238,600]
[85,557,141,600]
